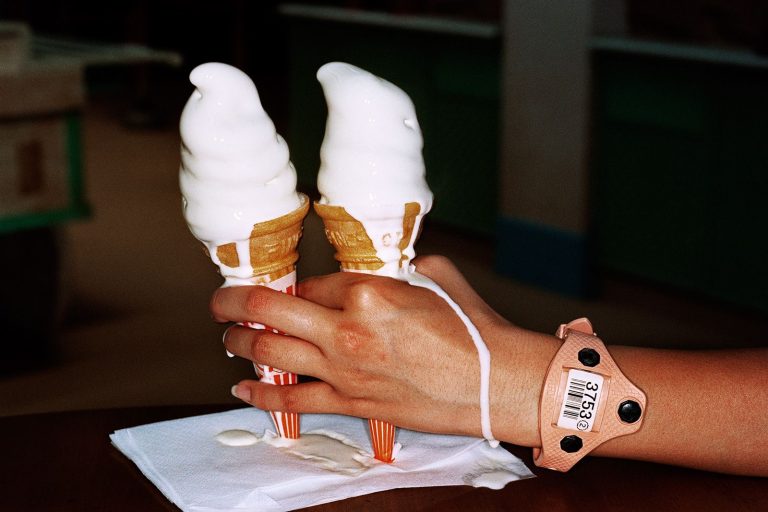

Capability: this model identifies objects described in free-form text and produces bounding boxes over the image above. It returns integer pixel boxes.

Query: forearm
[492,325,768,476]
[489,326,559,447]
[595,346,768,475]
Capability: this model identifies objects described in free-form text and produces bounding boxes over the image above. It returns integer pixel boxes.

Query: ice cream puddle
[216,429,376,476]
[463,461,524,489]
[216,429,258,447]
[316,62,497,447]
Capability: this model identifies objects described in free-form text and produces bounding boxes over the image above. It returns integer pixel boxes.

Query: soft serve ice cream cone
[314,62,433,276]
[313,62,434,462]
[180,62,307,439]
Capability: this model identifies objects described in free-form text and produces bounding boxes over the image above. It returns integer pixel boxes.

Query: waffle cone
[313,201,421,272]
[214,194,310,283]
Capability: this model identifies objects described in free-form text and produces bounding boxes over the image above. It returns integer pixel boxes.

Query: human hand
[212,255,768,474]
[210,255,558,443]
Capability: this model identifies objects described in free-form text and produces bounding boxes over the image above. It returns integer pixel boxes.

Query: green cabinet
[284,10,501,235]
[593,53,768,311]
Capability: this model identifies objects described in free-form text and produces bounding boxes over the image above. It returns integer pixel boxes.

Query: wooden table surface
[1,405,766,511]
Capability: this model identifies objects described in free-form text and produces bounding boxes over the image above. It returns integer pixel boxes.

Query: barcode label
[557,369,604,432]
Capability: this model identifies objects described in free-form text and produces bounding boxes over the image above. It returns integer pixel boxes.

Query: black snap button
[560,435,583,453]
[578,348,600,367]
[618,400,642,423]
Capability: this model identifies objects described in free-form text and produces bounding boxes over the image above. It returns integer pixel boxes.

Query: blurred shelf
[591,35,768,69]
[279,3,500,38]
[31,33,182,68]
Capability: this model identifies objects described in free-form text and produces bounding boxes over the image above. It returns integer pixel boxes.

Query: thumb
[413,255,503,325]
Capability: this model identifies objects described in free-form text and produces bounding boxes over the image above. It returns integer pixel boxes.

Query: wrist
[489,323,560,447]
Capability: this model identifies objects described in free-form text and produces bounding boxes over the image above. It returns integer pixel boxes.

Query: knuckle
[345,397,373,418]
[249,332,273,362]
[277,387,302,413]
[334,321,370,355]
[296,279,312,298]
[243,287,269,317]
[345,277,402,310]
[249,383,306,414]
[248,384,267,407]
[346,280,376,306]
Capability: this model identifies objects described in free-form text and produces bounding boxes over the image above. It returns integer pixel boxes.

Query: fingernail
[210,289,220,320]
[222,327,235,358]
[231,384,251,401]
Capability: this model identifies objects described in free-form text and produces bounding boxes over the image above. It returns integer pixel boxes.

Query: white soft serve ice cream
[317,62,432,213]
[316,62,497,446]
[179,62,302,283]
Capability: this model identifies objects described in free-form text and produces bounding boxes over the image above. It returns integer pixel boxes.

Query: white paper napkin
[111,408,533,511]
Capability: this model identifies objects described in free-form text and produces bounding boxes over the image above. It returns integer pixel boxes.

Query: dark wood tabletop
[1,405,766,511]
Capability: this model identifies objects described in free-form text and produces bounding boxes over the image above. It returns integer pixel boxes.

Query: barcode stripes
[562,378,586,420]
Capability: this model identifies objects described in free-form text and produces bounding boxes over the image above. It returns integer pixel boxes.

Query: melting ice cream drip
[179,62,301,282]
[406,272,497,446]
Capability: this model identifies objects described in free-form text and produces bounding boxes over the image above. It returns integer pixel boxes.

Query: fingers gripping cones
[314,201,422,462]
[216,194,310,439]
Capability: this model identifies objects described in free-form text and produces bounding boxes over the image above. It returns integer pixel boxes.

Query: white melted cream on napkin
[215,429,374,476]
[110,408,533,512]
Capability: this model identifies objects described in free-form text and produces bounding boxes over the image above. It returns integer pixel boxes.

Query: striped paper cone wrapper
[252,360,298,437]
[314,201,423,462]
[369,418,397,463]
[213,195,310,439]
[243,269,301,439]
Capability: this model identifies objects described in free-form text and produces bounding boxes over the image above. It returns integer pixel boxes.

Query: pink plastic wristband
[533,318,647,472]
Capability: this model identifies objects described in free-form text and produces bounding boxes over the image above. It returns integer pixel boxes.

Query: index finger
[297,271,378,309]
[210,285,339,344]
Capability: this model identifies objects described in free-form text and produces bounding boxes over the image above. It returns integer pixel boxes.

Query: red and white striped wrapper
[242,270,300,439]
[369,418,396,463]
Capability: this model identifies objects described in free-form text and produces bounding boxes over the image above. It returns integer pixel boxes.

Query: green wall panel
[593,53,768,311]
[286,18,500,235]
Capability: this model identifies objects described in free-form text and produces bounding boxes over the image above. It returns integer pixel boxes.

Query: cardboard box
[0,58,89,233]
[0,22,30,74]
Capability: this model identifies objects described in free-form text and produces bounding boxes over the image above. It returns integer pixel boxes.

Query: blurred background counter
[0,21,179,373]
